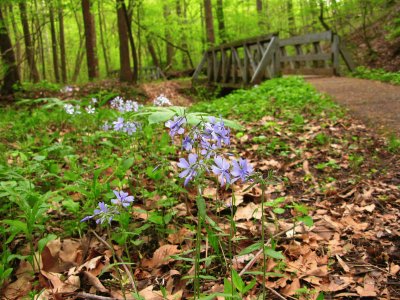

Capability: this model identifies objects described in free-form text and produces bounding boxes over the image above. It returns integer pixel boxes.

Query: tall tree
[287,0,296,36]
[19,1,40,82]
[0,5,20,95]
[81,0,99,80]
[203,0,215,46]
[8,4,22,80]
[256,0,268,30]
[49,2,60,82]
[215,0,227,43]
[116,0,133,82]
[163,3,174,67]
[98,0,110,75]
[121,0,138,83]
[176,0,189,68]
[58,0,67,82]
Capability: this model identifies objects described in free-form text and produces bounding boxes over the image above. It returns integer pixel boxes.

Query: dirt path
[306,77,400,136]
[140,80,194,107]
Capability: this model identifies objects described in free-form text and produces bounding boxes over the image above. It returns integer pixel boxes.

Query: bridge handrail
[193,31,355,87]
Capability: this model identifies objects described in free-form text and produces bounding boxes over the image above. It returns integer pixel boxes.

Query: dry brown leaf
[83,271,108,292]
[41,270,80,293]
[143,245,180,268]
[234,202,262,221]
[138,285,164,300]
[281,278,301,296]
[3,275,32,300]
[390,263,400,276]
[336,255,350,273]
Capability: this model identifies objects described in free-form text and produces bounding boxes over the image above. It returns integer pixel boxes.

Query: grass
[351,66,400,85]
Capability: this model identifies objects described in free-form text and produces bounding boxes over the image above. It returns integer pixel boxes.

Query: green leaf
[242,278,256,294]
[121,157,135,170]
[196,195,206,222]
[148,111,176,124]
[231,269,245,292]
[62,198,80,213]
[38,234,58,253]
[3,220,29,236]
[297,215,313,227]
[316,292,325,300]
[273,207,285,214]
[265,248,285,260]
[238,242,263,256]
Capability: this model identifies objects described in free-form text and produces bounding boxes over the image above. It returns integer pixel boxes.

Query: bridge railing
[193,31,355,87]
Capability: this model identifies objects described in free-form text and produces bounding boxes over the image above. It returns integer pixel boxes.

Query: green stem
[261,182,266,299]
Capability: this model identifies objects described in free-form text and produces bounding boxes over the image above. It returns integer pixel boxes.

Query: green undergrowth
[191,77,343,122]
[351,66,400,85]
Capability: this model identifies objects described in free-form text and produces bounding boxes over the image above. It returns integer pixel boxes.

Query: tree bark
[19,2,40,82]
[176,0,189,68]
[116,0,133,82]
[59,0,67,82]
[0,6,20,95]
[121,0,138,83]
[49,2,60,83]
[215,0,227,43]
[318,0,330,31]
[203,0,215,46]
[81,0,99,80]
[146,35,159,68]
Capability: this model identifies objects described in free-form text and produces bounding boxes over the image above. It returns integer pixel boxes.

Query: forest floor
[2,77,400,299]
[306,77,400,136]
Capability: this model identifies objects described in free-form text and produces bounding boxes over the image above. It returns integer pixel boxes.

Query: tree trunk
[215,0,227,43]
[287,0,296,36]
[98,0,110,75]
[121,0,138,83]
[203,0,215,46]
[19,2,40,82]
[176,0,189,68]
[33,0,46,80]
[318,0,330,31]
[163,4,174,67]
[116,0,133,82]
[49,2,60,83]
[81,0,99,80]
[146,35,159,68]
[0,6,20,95]
[8,4,22,80]
[59,0,67,83]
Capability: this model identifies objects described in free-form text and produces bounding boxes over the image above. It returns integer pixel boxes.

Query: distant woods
[0,0,396,95]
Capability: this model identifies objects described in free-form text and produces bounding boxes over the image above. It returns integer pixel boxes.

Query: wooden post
[332,34,340,76]
[192,52,207,84]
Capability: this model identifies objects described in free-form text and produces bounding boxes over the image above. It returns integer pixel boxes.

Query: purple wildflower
[81,202,118,225]
[111,190,134,208]
[165,116,186,138]
[211,156,231,186]
[177,153,199,186]
[123,122,137,135]
[231,158,254,182]
[113,117,125,131]
[182,135,194,151]
[102,121,110,131]
[203,117,230,147]
[200,138,218,158]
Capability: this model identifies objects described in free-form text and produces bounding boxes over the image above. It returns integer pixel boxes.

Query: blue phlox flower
[231,158,254,183]
[177,153,199,186]
[200,138,218,159]
[123,122,137,135]
[102,121,110,131]
[165,116,186,138]
[86,105,95,114]
[111,190,134,208]
[81,201,118,225]
[182,135,194,151]
[113,117,125,131]
[211,156,231,186]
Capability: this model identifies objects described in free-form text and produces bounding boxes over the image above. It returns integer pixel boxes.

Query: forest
[1,0,400,299]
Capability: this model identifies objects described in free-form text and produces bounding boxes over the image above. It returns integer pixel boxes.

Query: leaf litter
[2,84,400,299]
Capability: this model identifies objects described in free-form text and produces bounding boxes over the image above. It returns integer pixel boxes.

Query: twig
[90,230,138,294]
[265,286,288,300]
[239,225,295,276]
[75,292,119,300]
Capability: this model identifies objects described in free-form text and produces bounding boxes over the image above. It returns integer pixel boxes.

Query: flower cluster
[81,189,134,225]
[153,94,172,106]
[165,116,253,187]
[110,96,140,113]
[64,104,82,115]
[102,117,141,135]
[60,86,74,93]
[64,98,98,115]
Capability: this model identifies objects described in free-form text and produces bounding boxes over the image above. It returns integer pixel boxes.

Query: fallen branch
[265,286,288,300]
[75,292,118,300]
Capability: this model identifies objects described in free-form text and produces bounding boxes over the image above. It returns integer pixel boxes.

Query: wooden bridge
[192,31,355,88]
